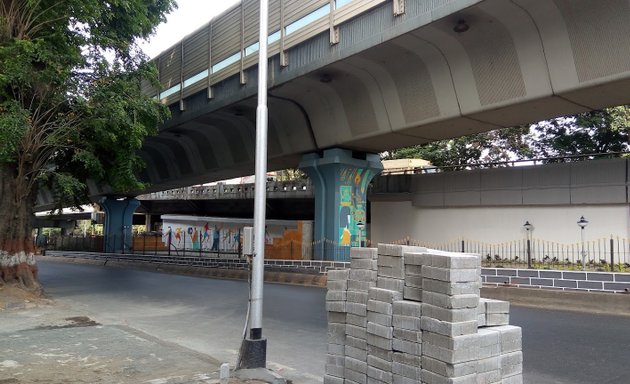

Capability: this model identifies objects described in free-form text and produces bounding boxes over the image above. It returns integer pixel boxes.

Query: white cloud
[139,0,241,58]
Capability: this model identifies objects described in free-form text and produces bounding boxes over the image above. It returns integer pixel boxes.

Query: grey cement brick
[577,281,604,290]
[351,269,378,282]
[368,322,394,339]
[422,292,479,309]
[421,355,477,377]
[476,328,500,349]
[486,276,510,284]
[493,326,522,353]
[327,280,348,291]
[378,244,427,257]
[378,255,405,267]
[403,285,423,301]
[351,258,378,270]
[404,253,430,266]
[500,352,523,377]
[423,279,480,295]
[366,378,387,384]
[326,301,346,313]
[405,264,423,276]
[368,299,393,315]
[509,277,530,285]
[423,332,480,351]
[326,290,347,301]
[421,369,477,384]
[348,279,375,292]
[328,311,347,324]
[422,303,477,323]
[323,374,345,384]
[368,354,392,372]
[368,344,393,361]
[351,247,378,259]
[423,341,480,365]
[393,314,422,331]
[348,290,369,304]
[368,311,393,327]
[394,300,423,317]
[427,253,481,269]
[554,279,577,288]
[393,352,421,366]
[377,277,405,292]
[405,275,424,288]
[502,374,523,384]
[347,345,368,361]
[347,335,368,350]
[367,366,393,383]
[345,367,367,384]
[325,364,345,377]
[486,314,510,327]
[328,323,346,342]
[328,343,345,355]
[562,271,586,280]
[378,264,405,280]
[347,324,368,340]
[481,268,497,276]
[392,362,421,379]
[477,369,501,384]
[368,333,393,350]
[346,356,368,374]
[484,299,509,314]
[477,356,500,373]
[392,338,422,355]
[347,302,368,316]
[328,269,350,281]
[477,313,487,327]
[393,373,420,384]
[423,266,480,283]
[327,354,345,366]
[369,287,403,303]
[614,274,630,282]
[393,328,423,342]
[348,313,368,327]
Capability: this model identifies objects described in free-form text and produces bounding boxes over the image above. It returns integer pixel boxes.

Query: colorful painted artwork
[337,167,374,246]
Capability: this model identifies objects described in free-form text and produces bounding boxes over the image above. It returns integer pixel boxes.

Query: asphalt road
[37,260,630,384]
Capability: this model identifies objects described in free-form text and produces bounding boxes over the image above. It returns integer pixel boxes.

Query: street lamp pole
[523,221,533,269]
[240,0,269,369]
[578,216,588,271]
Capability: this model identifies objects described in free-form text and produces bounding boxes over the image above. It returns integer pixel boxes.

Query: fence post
[527,238,532,269]
[610,237,615,272]
[461,240,465,253]
[168,231,172,256]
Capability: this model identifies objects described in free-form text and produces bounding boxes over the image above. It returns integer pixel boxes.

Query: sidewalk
[0,291,284,384]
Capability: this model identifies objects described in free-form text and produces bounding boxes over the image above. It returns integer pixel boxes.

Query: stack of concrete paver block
[324,244,523,384]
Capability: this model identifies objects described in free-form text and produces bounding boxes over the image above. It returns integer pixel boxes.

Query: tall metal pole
[251,0,269,344]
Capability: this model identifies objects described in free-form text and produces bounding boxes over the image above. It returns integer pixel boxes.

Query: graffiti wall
[160,215,313,259]
[338,167,375,247]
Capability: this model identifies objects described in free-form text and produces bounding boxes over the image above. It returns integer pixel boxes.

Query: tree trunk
[0,163,39,291]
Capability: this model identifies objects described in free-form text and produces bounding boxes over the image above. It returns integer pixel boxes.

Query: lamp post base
[238,338,267,369]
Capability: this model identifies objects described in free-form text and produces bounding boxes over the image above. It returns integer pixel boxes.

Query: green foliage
[386,107,630,168]
[0,0,175,207]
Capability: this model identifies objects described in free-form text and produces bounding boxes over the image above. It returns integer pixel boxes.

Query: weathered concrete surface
[481,286,630,317]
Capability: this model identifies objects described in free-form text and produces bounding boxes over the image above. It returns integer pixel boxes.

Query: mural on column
[338,167,374,246]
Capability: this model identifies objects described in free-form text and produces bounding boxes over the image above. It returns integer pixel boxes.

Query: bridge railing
[146,0,391,107]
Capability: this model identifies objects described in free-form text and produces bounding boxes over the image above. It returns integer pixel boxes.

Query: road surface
[35,260,630,383]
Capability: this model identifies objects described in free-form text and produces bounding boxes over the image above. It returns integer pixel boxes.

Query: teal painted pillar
[299,148,383,261]
[101,197,140,253]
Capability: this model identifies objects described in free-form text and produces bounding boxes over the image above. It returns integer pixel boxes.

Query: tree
[0,0,175,290]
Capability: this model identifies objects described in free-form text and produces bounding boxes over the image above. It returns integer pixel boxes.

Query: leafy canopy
[0,0,175,206]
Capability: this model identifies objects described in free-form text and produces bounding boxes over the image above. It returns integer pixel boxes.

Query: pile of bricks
[324,244,523,384]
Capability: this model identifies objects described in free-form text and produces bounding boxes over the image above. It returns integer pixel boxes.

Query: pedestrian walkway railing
[392,236,630,272]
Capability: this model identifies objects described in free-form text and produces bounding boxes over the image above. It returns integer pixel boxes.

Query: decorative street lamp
[577,216,589,271]
[523,221,533,269]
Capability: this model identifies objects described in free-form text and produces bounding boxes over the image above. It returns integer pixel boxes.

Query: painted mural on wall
[338,167,375,247]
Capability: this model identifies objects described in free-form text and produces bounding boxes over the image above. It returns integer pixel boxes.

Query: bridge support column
[299,148,383,261]
[101,197,140,253]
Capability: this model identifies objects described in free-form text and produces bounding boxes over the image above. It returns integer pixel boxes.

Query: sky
[139,0,241,58]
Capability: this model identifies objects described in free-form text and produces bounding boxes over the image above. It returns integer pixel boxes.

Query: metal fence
[39,234,354,262]
[393,237,630,271]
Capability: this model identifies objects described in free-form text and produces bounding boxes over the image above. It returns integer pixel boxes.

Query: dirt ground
[0,285,273,384]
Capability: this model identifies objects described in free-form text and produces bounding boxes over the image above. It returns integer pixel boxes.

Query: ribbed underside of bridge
[33,0,630,208]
